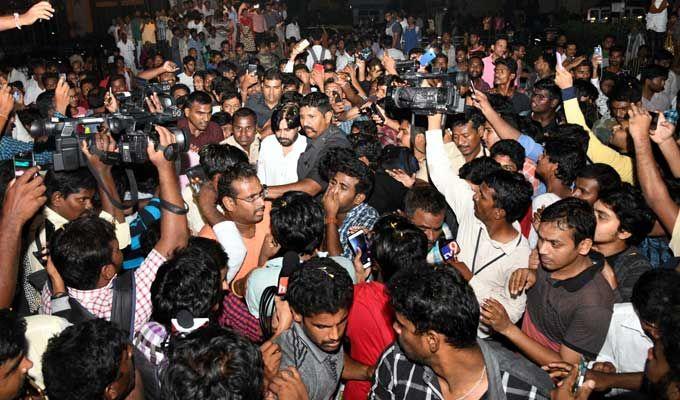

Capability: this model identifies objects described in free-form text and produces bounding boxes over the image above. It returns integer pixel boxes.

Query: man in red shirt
[178,91,224,148]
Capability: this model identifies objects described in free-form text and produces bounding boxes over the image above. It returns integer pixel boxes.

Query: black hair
[533,78,561,102]
[609,78,642,104]
[490,139,525,171]
[348,134,382,170]
[598,183,655,245]
[280,89,303,105]
[198,144,248,180]
[108,74,126,88]
[185,90,213,108]
[300,91,332,114]
[404,185,447,217]
[50,215,117,290]
[270,191,324,255]
[281,73,301,91]
[286,257,354,317]
[35,90,56,118]
[161,325,264,400]
[482,169,533,222]
[459,156,502,184]
[449,109,485,130]
[654,49,673,62]
[641,64,669,82]
[573,79,599,103]
[151,246,223,326]
[328,155,375,197]
[45,168,97,204]
[351,119,378,137]
[210,111,232,126]
[0,309,27,364]
[170,83,190,97]
[576,163,621,198]
[183,55,196,65]
[232,107,257,123]
[263,68,283,83]
[369,214,429,282]
[540,197,596,244]
[609,46,625,56]
[217,162,258,200]
[271,102,300,131]
[388,266,479,348]
[42,319,128,400]
[632,270,680,326]
[537,52,557,71]
[41,72,59,87]
[661,305,680,384]
[87,87,106,109]
[543,137,587,186]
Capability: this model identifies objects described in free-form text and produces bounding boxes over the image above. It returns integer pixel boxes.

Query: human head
[220,91,241,115]
[608,79,642,124]
[270,191,324,256]
[404,185,448,247]
[198,143,248,183]
[182,56,196,74]
[271,102,301,147]
[475,169,532,224]
[594,184,655,247]
[0,310,32,400]
[459,156,502,191]
[631,270,680,340]
[493,57,517,88]
[389,266,479,364]
[231,107,257,150]
[533,52,556,77]
[653,49,673,69]
[492,38,508,58]
[49,215,121,291]
[349,134,382,170]
[217,163,266,225]
[44,169,97,221]
[572,163,622,205]
[161,325,263,400]
[369,214,428,282]
[151,245,224,327]
[609,46,624,68]
[184,91,213,132]
[537,197,595,271]
[287,257,354,353]
[468,56,484,79]
[326,156,375,214]
[170,83,189,100]
[299,92,332,140]
[42,319,133,400]
[450,111,485,159]
[531,78,561,114]
[602,35,615,50]
[537,137,586,187]
[490,139,525,172]
[211,111,233,139]
[573,59,593,80]
[108,75,127,94]
[262,68,283,106]
[641,65,668,94]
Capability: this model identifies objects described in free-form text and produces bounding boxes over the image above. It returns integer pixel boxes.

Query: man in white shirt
[177,55,197,91]
[117,30,137,74]
[257,103,308,186]
[334,39,354,72]
[426,113,534,334]
[23,61,46,106]
[305,30,332,70]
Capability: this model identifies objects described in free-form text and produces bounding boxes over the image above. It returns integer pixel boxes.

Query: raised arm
[0,167,46,307]
[628,104,679,237]
[149,126,190,258]
[0,1,54,32]
[137,61,179,81]
[649,113,680,178]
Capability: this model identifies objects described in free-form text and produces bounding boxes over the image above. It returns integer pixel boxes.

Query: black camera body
[388,65,469,115]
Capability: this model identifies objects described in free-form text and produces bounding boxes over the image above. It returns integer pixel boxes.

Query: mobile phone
[419,49,437,67]
[469,78,477,98]
[572,358,588,393]
[59,73,66,80]
[348,230,371,268]
[253,3,260,9]
[12,90,20,102]
[298,39,310,52]
[370,103,384,121]
[13,152,34,177]
[247,64,258,75]
[185,165,207,195]
[439,239,460,262]
[313,63,324,74]
[649,111,660,129]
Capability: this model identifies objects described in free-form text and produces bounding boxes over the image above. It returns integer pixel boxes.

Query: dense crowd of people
[1,0,680,399]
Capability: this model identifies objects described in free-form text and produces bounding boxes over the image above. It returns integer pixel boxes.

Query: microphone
[278,251,300,296]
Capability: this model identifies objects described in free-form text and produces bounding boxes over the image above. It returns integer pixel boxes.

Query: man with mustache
[266,92,351,199]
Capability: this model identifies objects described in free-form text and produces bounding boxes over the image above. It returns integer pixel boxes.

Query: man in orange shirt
[199,163,270,282]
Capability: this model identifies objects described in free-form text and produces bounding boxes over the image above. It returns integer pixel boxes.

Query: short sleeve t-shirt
[296,125,351,190]
[525,253,616,358]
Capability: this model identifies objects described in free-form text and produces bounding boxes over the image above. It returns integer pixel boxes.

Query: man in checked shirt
[39,126,189,334]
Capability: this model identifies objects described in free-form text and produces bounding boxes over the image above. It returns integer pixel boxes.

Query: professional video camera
[387,61,470,115]
[30,110,188,171]
[115,81,181,116]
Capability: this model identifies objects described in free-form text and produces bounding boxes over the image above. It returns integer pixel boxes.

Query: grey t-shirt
[274,323,344,400]
[296,125,351,190]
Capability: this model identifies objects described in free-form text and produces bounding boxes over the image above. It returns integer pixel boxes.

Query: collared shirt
[176,72,195,91]
[339,203,379,258]
[41,249,167,333]
[426,129,529,329]
[224,134,261,164]
[24,78,45,105]
[0,137,52,164]
[482,55,497,88]
[605,246,651,302]
[218,291,263,343]
[257,133,307,186]
[245,93,276,128]
[596,303,652,397]
[274,322,344,400]
[525,253,616,359]
[370,341,550,400]
[642,92,671,112]
[177,118,224,149]
[297,125,351,190]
